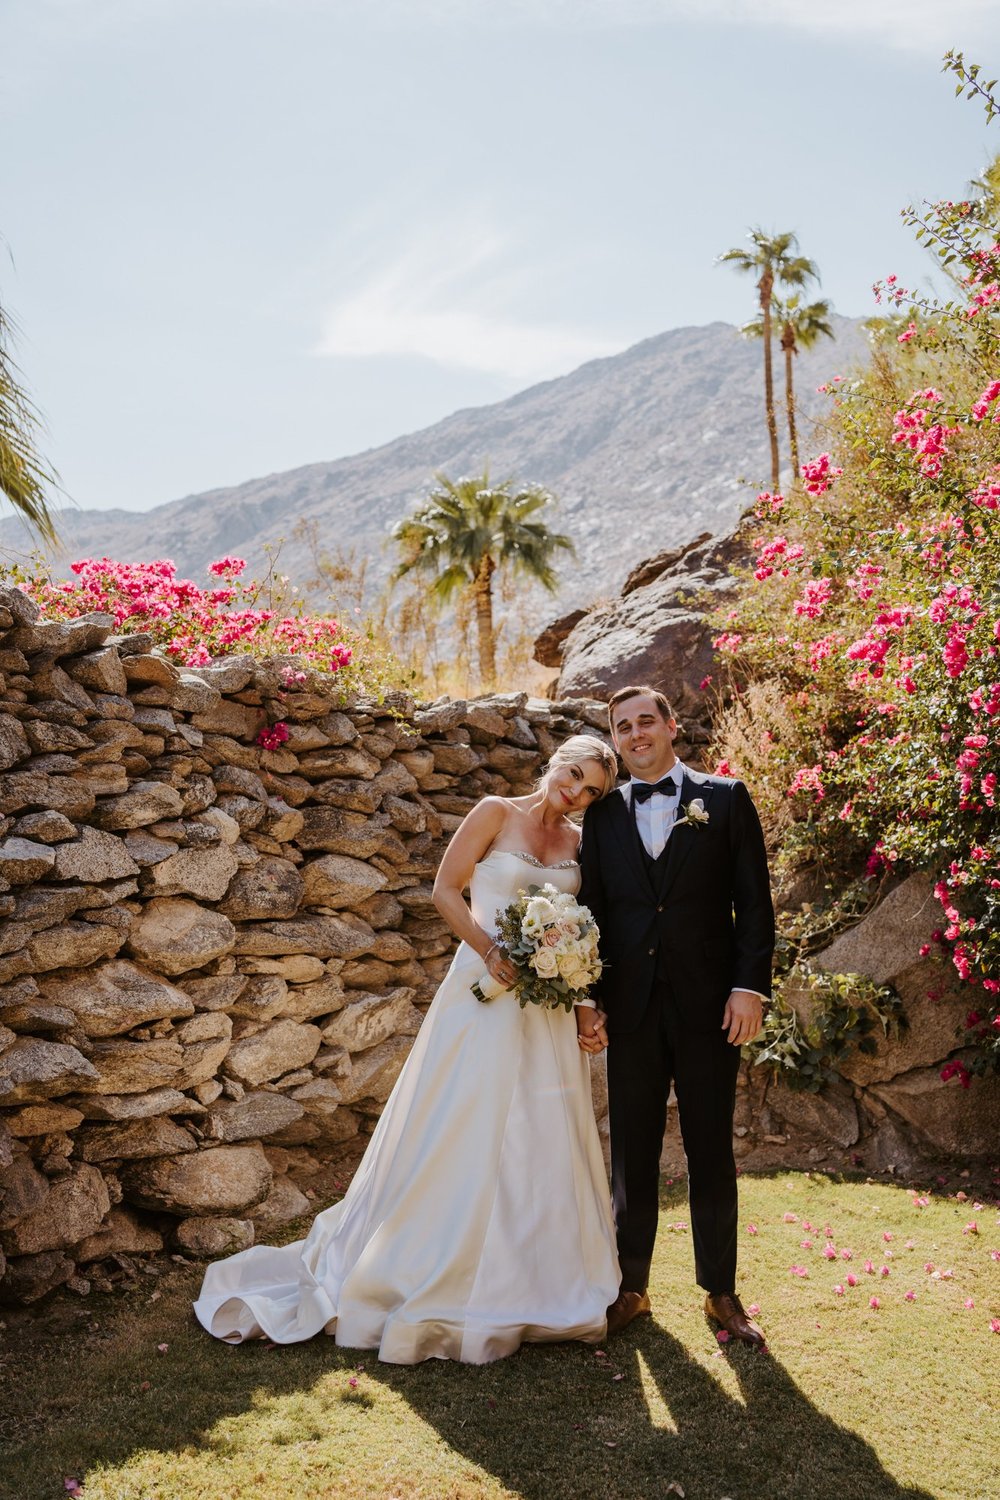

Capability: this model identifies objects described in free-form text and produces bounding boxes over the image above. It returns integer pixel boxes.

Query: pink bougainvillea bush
[5,553,400,697]
[712,81,1000,1077]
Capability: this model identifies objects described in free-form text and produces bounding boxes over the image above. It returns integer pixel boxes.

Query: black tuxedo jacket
[579,768,774,1035]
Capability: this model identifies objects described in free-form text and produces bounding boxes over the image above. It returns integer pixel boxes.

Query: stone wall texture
[0,585,995,1305]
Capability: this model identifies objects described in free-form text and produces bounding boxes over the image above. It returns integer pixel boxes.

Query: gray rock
[179,974,249,1012]
[27,920,124,973]
[51,825,140,882]
[0,1156,50,1227]
[321,989,421,1054]
[297,807,391,858]
[242,955,326,982]
[0,1037,99,1103]
[768,1081,860,1147]
[0,1248,75,1304]
[94,779,185,830]
[74,1205,164,1261]
[554,532,745,712]
[868,1059,1000,1158]
[124,829,180,866]
[173,1215,255,1257]
[168,675,223,713]
[72,1087,191,1120]
[229,975,290,1022]
[76,1117,198,1162]
[250,1175,311,1228]
[0,714,31,771]
[0,1163,110,1255]
[205,1091,305,1142]
[144,843,240,901]
[3,1102,84,1136]
[122,1144,272,1215]
[11,810,76,843]
[233,912,374,960]
[337,1035,413,1106]
[182,658,255,693]
[279,975,347,1022]
[174,1011,233,1087]
[121,653,180,687]
[0,838,56,884]
[127,897,236,974]
[37,960,194,1037]
[218,856,304,920]
[86,1037,185,1095]
[0,771,96,819]
[65,646,129,695]
[0,585,39,624]
[301,854,388,910]
[223,1019,322,1087]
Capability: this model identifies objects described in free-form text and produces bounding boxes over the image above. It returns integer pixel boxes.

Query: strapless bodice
[470,850,581,935]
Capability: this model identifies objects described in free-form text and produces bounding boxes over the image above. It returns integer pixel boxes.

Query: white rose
[532,948,559,978]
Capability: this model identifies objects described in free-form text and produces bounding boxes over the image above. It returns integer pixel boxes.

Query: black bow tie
[631,777,679,805]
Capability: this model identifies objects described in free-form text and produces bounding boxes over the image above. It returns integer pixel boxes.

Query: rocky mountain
[1,316,868,616]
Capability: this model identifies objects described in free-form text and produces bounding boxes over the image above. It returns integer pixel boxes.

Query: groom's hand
[722,990,763,1047]
[576,1007,608,1053]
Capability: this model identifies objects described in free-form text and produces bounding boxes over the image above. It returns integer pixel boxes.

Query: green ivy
[747,965,905,1093]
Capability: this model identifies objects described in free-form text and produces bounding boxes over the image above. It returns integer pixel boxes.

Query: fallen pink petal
[847,1273,859,1287]
[869,1296,881,1309]
[905,1291,917,1301]
[964,1298,975,1309]
[783,1212,799,1224]
[716,1329,730,1343]
[833,1283,845,1296]
[746,1223,759,1235]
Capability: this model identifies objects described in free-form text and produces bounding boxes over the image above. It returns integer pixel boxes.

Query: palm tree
[718,230,818,489]
[0,285,57,541]
[742,294,834,476]
[392,470,574,687]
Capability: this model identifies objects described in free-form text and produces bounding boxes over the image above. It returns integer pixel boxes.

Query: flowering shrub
[0,553,405,699]
[712,69,1000,1076]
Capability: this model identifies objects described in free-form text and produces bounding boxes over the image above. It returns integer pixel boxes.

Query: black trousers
[607,985,741,1296]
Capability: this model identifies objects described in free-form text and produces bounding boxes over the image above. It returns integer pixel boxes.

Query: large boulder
[122,1144,272,1215]
[75,1205,164,1261]
[550,531,745,710]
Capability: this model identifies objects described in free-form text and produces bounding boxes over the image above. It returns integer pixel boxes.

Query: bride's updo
[541,734,618,801]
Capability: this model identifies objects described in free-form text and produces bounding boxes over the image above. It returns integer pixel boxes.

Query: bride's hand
[485,945,518,988]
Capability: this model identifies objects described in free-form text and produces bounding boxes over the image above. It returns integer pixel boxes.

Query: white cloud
[315,217,621,383]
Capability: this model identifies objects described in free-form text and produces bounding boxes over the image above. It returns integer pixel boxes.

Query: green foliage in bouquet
[472,883,602,1012]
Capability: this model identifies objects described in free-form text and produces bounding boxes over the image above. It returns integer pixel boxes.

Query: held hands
[576,1007,609,1054]
[722,989,764,1047]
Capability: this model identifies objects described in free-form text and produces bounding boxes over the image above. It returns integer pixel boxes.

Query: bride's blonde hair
[540,734,619,800]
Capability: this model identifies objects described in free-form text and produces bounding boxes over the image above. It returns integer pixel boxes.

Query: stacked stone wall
[0,584,612,1302]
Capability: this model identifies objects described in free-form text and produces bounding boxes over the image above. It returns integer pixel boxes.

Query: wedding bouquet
[472,883,603,1011]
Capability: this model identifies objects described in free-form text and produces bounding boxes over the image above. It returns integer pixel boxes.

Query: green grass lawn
[1,1172,997,1500]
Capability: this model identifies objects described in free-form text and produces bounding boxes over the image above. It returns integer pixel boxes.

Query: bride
[194,734,621,1364]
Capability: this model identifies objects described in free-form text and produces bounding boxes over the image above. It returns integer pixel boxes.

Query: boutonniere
[675,797,709,829]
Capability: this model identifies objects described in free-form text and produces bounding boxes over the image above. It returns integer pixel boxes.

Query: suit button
[648,947,655,955]
[657,905,663,913]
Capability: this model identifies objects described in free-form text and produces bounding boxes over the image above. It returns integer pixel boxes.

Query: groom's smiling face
[610,693,678,782]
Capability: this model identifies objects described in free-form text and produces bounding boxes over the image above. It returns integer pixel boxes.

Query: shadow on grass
[378,1317,934,1500]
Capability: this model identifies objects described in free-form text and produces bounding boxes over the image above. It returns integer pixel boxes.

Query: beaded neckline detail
[488,849,580,869]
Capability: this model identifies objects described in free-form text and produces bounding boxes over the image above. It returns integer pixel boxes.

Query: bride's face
[543,759,608,814]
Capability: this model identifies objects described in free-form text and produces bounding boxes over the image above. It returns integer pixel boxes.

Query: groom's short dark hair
[607,685,674,727]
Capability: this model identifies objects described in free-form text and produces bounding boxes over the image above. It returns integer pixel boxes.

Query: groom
[578,685,774,1347]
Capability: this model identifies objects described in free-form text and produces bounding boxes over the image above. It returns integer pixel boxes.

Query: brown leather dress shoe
[605,1289,652,1337]
[704,1292,766,1349]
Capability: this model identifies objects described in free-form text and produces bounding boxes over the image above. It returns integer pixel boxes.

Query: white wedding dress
[193,850,620,1364]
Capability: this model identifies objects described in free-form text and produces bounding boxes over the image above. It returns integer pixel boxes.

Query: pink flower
[869,1296,881,1309]
[823,1245,837,1260]
[924,1262,935,1273]
[880,1266,890,1278]
[840,1248,853,1261]
[716,1329,730,1344]
[747,1303,761,1317]
[846,1273,859,1287]
[256,720,291,751]
[864,1259,875,1275]
[991,1319,1000,1334]
[882,1231,893,1242]
[833,1283,845,1296]
[208,555,247,576]
[789,1265,809,1278]
[904,1290,916,1302]
[800,1239,814,1250]
[783,1212,798,1224]
[964,1222,979,1235]
[964,1298,975,1310]
[746,1223,759,1235]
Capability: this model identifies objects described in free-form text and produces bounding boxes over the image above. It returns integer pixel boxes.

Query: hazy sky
[2,0,997,516]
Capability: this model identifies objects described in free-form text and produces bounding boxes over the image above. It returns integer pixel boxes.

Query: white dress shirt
[623,763,685,859]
